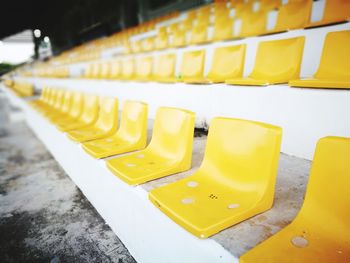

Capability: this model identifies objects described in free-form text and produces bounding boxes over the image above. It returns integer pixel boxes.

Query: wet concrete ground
[0,96,136,263]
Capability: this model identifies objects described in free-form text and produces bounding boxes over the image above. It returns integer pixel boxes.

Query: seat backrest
[201,117,282,205]
[154,54,176,81]
[60,90,73,114]
[121,59,135,80]
[79,94,99,124]
[240,11,267,37]
[300,136,350,239]
[117,101,148,145]
[94,96,119,131]
[180,50,205,80]
[47,88,58,107]
[148,107,195,163]
[250,37,305,83]
[69,92,84,119]
[321,0,350,24]
[213,17,234,41]
[141,37,155,52]
[53,89,65,110]
[136,57,153,81]
[274,0,312,31]
[206,45,246,81]
[99,62,110,79]
[314,30,350,81]
[172,27,187,47]
[190,24,208,44]
[109,60,121,79]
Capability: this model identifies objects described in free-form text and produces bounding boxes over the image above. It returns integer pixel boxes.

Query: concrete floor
[0,97,136,263]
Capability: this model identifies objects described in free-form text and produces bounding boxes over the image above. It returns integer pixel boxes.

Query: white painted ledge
[1,85,236,263]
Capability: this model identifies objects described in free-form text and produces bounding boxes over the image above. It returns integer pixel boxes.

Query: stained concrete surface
[0,96,136,263]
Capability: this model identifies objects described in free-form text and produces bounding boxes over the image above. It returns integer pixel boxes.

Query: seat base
[66,127,110,142]
[289,78,350,89]
[226,78,271,86]
[82,136,143,159]
[106,151,183,185]
[149,171,267,238]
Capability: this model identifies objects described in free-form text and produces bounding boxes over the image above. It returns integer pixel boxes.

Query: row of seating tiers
[25,85,350,262]
[81,29,348,89]
[23,0,350,71]
[4,80,34,97]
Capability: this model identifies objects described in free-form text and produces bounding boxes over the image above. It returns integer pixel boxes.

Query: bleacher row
[27,0,350,79]
[33,29,350,89]
[4,80,34,97]
[13,85,348,262]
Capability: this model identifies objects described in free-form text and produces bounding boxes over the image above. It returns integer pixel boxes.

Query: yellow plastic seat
[289,30,350,89]
[40,89,65,116]
[46,90,73,122]
[240,136,350,263]
[82,101,148,158]
[56,94,99,132]
[108,60,121,79]
[154,54,177,83]
[204,45,246,83]
[226,37,305,86]
[308,0,350,27]
[106,107,195,185]
[35,88,57,112]
[136,57,153,81]
[120,59,135,80]
[131,40,141,53]
[238,11,267,38]
[180,50,206,83]
[141,37,155,52]
[171,27,187,48]
[53,92,84,125]
[155,27,168,50]
[30,87,49,109]
[190,24,210,45]
[99,62,111,79]
[212,17,234,41]
[270,0,312,33]
[67,97,118,142]
[149,117,282,238]
[260,0,281,11]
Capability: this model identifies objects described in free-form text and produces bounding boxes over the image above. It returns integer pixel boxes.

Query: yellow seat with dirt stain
[46,90,73,121]
[66,96,119,142]
[106,107,195,185]
[82,101,148,158]
[56,94,99,132]
[149,117,282,238]
[180,50,206,83]
[289,30,350,89]
[52,91,84,125]
[240,136,350,263]
[226,37,305,86]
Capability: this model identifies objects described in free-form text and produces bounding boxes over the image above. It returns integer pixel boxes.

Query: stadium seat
[171,27,187,48]
[120,59,135,80]
[190,24,210,44]
[131,40,142,53]
[56,93,99,132]
[40,88,65,116]
[238,11,267,38]
[52,91,84,125]
[136,57,153,81]
[308,0,350,28]
[82,101,148,158]
[289,30,350,89]
[154,53,177,83]
[30,87,49,109]
[66,97,118,142]
[34,88,56,112]
[206,45,246,83]
[46,90,73,122]
[226,37,305,85]
[180,50,206,83]
[149,117,282,238]
[270,0,312,33]
[109,60,121,79]
[212,17,234,41]
[142,37,155,52]
[155,27,168,50]
[259,0,281,11]
[106,107,195,185]
[99,62,111,79]
[240,136,350,263]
